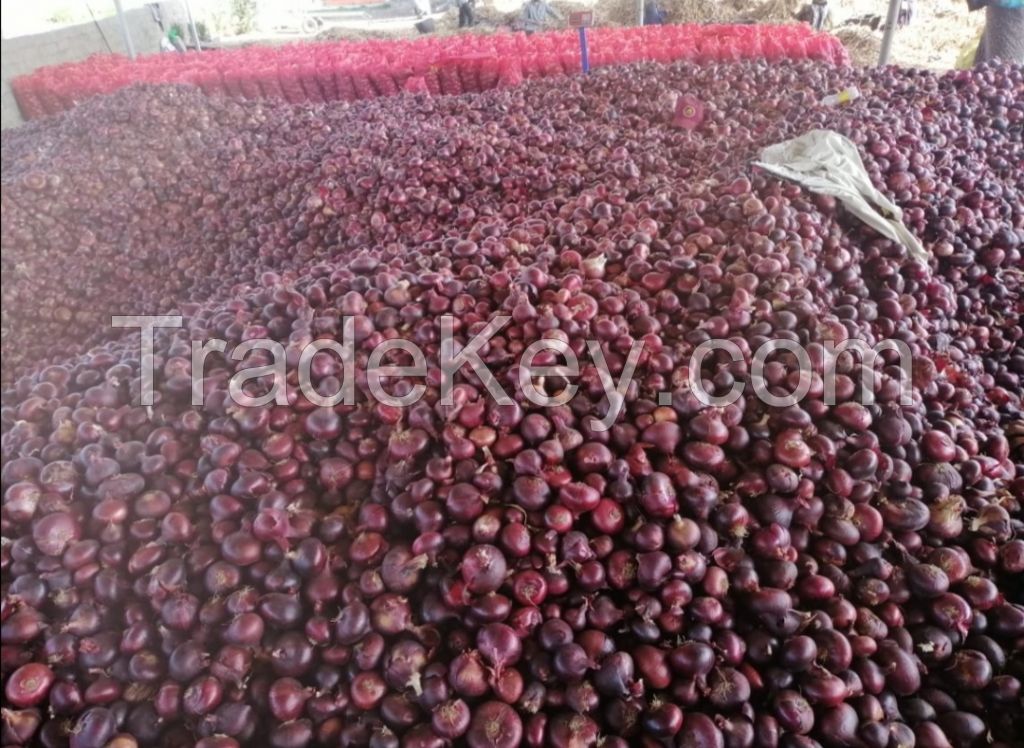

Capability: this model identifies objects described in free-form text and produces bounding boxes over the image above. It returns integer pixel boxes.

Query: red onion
[2,59,1023,748]
[466,701,523,748]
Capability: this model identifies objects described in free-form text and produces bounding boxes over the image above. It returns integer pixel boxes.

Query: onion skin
[4,663,55,707]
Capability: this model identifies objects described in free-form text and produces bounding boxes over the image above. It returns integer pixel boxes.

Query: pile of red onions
[2,59,1023,748]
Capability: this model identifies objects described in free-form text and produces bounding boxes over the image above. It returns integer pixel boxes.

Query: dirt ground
[314,0,984,69]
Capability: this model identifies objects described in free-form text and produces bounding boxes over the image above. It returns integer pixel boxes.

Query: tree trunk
[976,6,1024,64]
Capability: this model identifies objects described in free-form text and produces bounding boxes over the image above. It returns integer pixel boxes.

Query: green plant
[231,0,258,34]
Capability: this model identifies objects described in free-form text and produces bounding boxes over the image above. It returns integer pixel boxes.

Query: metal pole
[184,0,202,51]
[638,0,644,26]
[579,27,590,73]
[877,0,902,66]
[113,0,137,59]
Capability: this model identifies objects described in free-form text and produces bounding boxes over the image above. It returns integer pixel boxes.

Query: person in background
[161,26,186,53]
[643,0,668,25]
[969,0,1024,63]
[810,0,830,31]
[456,0,476,27]
[519,0,563,34]
[897,0,914,27]
[169,26,187,52]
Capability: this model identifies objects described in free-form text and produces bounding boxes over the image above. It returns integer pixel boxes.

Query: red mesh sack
[403,75,430,95]
[221,68,245,97]
[36,75,65,115]
[350,65,376,99]
[806,35,848,65]
[299,63,325,101]
[613,43,636,65]
[317,61,340,100]
[436,59,463,95]
[672,44,698,63]
[333,65,358,102]
[720,38,743,62]
[831,38,851,66]
[783,37,809,60]
[698,37,723,63]
[761,36,787,62]
[537,53,562,77]
[423,65,443,96]
[238,73,262,99]
[387,55,415,98]
[256,67,284,99]
[368,65,399,96]
[478,57,501,90]
[743,35,764,60]
[496,59,523,88]
[11,77,46,120]
[195,67,224,95]
[278,64,306,103]
[520,55,544,78]
[457,54,488,93]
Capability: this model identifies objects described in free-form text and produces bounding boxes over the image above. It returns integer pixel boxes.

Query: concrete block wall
[1,4,178,129]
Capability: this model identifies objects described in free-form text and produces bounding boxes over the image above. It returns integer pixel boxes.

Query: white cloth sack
[753,129,926,262]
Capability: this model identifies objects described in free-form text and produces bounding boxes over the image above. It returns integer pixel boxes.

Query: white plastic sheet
[754,129,926,262]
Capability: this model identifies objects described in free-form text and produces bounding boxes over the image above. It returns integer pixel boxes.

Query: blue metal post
[579,27,590,74]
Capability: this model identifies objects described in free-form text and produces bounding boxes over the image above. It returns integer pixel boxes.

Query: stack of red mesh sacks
[11,24,849,120]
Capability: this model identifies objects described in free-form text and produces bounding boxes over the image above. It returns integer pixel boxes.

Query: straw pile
[747,0,800,23]
[834,26,880,67]
[601,0,736,25]
[316,0,797,43]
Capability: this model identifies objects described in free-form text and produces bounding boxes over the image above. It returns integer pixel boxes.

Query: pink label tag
[569,10,593,27]
[673,94,704,130]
